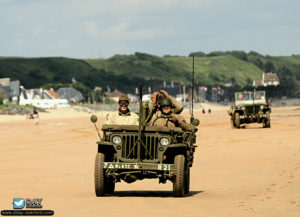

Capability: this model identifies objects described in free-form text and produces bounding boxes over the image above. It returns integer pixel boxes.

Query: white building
[19,87,70,108]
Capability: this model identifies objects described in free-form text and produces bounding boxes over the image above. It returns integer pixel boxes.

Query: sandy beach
[0,105,300,217]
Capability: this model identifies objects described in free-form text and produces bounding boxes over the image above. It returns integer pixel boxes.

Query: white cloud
[32,26,47,37]
[82,17,175,42]
[68,0,180,17]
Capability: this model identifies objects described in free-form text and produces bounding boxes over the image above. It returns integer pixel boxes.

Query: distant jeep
[228,91,271,128]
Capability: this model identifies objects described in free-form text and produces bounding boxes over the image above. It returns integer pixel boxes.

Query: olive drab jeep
[227,91,271,128]
[90,93,199,197]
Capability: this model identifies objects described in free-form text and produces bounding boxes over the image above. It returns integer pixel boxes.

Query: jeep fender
[164,144,188,162]
[96,141,116,156]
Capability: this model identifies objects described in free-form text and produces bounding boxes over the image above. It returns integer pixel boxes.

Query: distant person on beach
[26,113,33,119]
[33,109,39,125]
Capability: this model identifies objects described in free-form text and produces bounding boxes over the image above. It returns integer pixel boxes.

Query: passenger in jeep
[149,97,192,131]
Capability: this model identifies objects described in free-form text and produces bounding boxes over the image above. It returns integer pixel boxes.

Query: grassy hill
[1,51,300,97]
[86,52,263,86]
[0,57,101,88]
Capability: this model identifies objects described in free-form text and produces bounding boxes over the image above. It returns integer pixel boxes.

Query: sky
[0,0,299,59]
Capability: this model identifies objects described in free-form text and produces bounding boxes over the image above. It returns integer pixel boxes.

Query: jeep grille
[244,105,260,115]
[120,134,159,160]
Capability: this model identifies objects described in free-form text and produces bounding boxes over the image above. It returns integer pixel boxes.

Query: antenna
[191,56,195,122]
[139,85,143,127]
[253,88,256,114]
[138,85,143,162]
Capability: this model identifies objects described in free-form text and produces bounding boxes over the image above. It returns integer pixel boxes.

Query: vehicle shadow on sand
[239,125,269,130]
[109,190,203,197]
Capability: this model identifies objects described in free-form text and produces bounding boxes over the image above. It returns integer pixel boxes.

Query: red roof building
[45,88,60,99]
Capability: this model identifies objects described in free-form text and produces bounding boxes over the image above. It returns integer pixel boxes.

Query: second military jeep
[91,101,199,197]
[228,91,271,128]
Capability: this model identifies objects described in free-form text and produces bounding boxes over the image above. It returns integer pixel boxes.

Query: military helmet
[159,97,172,107]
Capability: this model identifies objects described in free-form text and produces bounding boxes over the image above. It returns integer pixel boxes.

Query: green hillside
[1,51,300,98]
[86,52,263,86]
[163,55,263,86]
[0,57,101,88]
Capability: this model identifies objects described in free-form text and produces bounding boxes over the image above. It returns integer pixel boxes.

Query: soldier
[238,93,243,100]
[105,94,139,125]
[149,97,192,131]
[146,90,183,123]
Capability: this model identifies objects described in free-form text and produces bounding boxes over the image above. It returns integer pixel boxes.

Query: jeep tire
[264,111,271,128]
[105,180,115,194]
[95,153,105,196]
[184,167,190,194]
[231,118,235,128]
[234,113,240,128]
[173,154,186,197]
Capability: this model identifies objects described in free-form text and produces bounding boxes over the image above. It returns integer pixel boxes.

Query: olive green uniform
[149,110,192,131]
[146,95,183,124]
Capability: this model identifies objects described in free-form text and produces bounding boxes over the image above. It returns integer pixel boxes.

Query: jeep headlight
[160,137,170,146]
[260,105,264,110]
[112,136,122,145]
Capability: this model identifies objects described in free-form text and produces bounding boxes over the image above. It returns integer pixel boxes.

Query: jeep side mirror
[191,119,200,126]
[90,115,98,123]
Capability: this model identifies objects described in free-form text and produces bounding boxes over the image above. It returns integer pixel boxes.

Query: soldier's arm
[177,115,193,131]
[169,95,183,114]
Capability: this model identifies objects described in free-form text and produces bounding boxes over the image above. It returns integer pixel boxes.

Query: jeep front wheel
[105,180,115,194]
[184,167,190,194]
[230,118,235,128]
[95,153,105,196]
[173,154,185,197]
[264,111,271,128]
[234,113,240,128]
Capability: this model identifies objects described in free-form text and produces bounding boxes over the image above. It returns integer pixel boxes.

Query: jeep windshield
[235,91,266,105]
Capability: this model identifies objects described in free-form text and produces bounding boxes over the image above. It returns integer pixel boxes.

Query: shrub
[0,93,3,105]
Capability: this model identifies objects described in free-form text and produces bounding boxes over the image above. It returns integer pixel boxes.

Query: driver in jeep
[149,97,192,131]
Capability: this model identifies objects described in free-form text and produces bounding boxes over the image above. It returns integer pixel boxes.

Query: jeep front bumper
[103,162,174,171]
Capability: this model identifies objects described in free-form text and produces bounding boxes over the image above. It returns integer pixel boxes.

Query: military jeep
[90,101,199,197]
[228,91,271,128]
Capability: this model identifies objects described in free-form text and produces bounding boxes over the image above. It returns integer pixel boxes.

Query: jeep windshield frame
[235,91,266,106]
